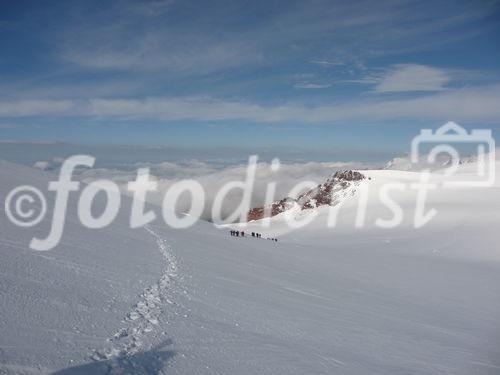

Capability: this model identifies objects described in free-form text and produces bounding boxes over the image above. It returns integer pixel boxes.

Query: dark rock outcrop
[247,197,295,221]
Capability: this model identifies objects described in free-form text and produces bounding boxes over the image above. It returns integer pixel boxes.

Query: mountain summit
[247,170,365,221]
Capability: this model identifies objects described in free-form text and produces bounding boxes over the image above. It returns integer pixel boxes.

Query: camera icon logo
[411,121,495,187]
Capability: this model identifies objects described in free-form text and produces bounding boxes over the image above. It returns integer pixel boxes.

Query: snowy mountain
[247,170,365,221]
[1,159,500,374]
[243,160,500,261]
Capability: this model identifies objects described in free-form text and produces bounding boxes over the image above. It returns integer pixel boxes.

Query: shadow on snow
[52,340,175,375]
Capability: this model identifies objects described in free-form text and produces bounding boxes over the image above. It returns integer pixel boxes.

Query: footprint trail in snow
[92,225,178,365]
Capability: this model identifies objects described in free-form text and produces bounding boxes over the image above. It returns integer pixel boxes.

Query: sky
[0,0,500,158]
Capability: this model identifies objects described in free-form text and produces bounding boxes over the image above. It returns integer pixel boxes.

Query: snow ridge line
[92,225,178,362]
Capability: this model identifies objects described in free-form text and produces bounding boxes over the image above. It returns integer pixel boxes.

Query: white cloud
[374,64,451,92]
[32,157,67,171]
[1,84,500,123]
[33,161,51,170]
[293,83,332,89]
[309,60,344,67]
[0,100,74,117]
[62,39,264,73]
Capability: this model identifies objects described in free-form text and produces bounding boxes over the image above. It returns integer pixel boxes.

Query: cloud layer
[70,159,379,221]
[2,83,500,123]
[374,64,451,93]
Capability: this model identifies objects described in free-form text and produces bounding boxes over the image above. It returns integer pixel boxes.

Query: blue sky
[0,0,499,157]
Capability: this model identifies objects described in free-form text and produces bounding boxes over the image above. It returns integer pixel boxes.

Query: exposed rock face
[247,197,295,221]
[247,170,365,221]
[330,170,365,181]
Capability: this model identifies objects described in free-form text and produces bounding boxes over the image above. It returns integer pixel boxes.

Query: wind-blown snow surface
[1,160,500,374]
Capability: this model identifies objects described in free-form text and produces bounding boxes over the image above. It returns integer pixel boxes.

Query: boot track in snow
[91,225,178,367]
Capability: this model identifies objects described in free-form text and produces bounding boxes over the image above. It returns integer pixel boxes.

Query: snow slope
[0,161,179,374]
[1,160,500,374]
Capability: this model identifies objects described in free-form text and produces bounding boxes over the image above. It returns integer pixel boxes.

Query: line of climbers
[230,230,278,242]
